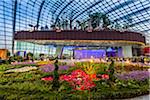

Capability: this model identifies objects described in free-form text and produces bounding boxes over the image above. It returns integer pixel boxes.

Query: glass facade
[15,41,56,56]
[0,0,149,55]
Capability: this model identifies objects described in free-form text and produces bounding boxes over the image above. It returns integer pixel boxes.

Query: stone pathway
[5,66,37,73]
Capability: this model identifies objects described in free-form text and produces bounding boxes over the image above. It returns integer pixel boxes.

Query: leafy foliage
[0,61,149,99]
[82,62,96,75]
[108,60,115,81]
[52,60,60,91]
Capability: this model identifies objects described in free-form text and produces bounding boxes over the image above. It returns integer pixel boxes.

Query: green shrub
[52,60,60,91]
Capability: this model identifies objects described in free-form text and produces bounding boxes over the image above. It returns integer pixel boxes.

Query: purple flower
[40,64,55,72]
[116,71,150,81]
[59,66,69,70]
[40,64,70,72]
[12,62,35,65]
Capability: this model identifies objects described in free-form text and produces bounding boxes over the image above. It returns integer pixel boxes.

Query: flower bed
[11,62,36,66]
[36,61,54,65]
[0,61,149,99]
[40,64,70,72]
[41,69,98,90]
[116,70,150,81]
[114,62,150,72]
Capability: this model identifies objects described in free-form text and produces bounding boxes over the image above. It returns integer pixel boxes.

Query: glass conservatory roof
[0,0,150,49]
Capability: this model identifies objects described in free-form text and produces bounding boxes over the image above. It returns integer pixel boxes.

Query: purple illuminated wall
[74,50,106,59]
[106,47,123,57]
[117,47,123,57]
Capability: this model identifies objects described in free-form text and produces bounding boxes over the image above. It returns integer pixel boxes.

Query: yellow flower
[36,61,54,65]
[83,62,96,75]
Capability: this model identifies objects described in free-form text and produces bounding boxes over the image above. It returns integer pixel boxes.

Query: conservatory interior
[0,0,150,99]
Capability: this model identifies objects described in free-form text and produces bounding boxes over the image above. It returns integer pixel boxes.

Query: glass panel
[0,0,149,54]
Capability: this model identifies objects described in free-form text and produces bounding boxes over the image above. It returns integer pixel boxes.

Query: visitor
[140,57,144,64]
[31,58,34,62]
[125,58,130,64]
[132,58,137,63]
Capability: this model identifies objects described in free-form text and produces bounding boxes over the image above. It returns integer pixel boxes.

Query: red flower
[102,74,109,79]
[41,76,53,81]
[41,69,96,91]
[59,75,69,81]
[59,69,96,90]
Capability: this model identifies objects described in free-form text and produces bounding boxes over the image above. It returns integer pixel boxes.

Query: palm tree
[56,18,61,29]
[89,13,97,29]
[61,20,65,30]
[50,24,56,30]
[114,22,121,30]
[69,10,74,30]
[45,25,49,30]
[61,19,69,30]
[69,19,73,30]
[76,20,81,29]
[64,20,68,30]
[102,14,111,29]
[89,12,104,29]
[76,20,87,30]
[81,20,87,30]
[89,12,111,29]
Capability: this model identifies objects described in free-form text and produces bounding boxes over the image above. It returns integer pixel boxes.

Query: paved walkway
[125,94,150,100]
[5,66,37,73]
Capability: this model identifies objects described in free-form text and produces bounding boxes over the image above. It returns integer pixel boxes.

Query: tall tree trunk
[70,20,73,30]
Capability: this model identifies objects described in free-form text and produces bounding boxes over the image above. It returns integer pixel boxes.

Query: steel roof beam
[12,0,18,55]
[36,0,45,29]
[55,0,74,24]
[72,0,104,21]
[141,29,150,32]
[129,18,150,27]
[114,6,150,22]
[52,0,64,14]
[106,0,135,14]
[73,0,135,21]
